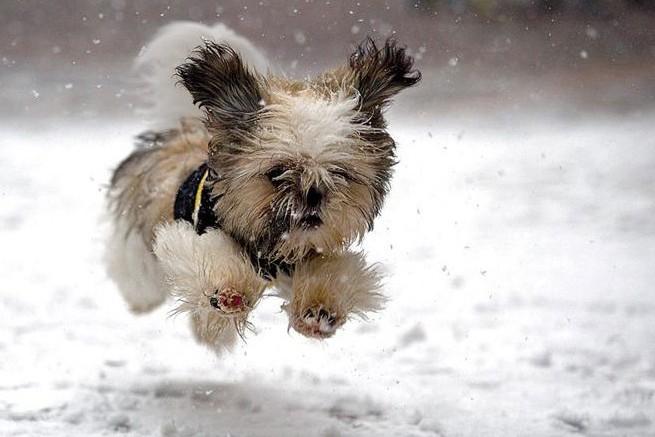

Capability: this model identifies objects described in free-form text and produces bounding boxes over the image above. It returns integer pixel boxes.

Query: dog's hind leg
[153,221,268,353]
[279,252,386,339]
[105,217,168,313]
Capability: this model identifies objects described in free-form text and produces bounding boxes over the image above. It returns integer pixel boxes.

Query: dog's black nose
[306,186,323,208]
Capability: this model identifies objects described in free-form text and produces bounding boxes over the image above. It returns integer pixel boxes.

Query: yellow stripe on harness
[191,168,209,228]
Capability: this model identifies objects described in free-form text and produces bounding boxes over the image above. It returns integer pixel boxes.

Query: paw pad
[210,287,247,315]
[292,305,342,339]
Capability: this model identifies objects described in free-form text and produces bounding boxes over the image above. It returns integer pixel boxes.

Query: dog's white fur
[105,218,167,313]
[153,221,267,351]
[262,91,363,156]
[105,215,266,353]
[135,21,269,128]
[153,221,266,315]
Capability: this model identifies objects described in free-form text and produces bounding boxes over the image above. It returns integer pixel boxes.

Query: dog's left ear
[176,41,264,135]
[348,38,421,126]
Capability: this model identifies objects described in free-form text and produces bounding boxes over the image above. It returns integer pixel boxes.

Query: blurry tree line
[411,0,655,17]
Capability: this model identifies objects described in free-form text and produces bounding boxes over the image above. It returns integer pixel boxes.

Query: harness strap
[174,163,218,235]
[191,168,209,228]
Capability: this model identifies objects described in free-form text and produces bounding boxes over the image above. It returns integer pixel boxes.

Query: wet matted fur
[106,24,420,352]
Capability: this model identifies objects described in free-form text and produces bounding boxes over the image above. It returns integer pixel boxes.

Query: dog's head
[177,38,420,263]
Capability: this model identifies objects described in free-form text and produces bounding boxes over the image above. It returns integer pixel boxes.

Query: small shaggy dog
[106,22,420,352]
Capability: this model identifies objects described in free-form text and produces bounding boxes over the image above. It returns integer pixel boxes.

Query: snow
[1,107,655,436]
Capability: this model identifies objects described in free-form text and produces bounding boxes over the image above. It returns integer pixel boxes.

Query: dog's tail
[134,21,268,129]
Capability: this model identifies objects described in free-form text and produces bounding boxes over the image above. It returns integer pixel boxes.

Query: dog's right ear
[176,42,264,136]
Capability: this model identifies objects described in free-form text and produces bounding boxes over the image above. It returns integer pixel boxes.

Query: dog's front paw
[209,286,248,315]
[281,252,385,340]
[289,304,345,339]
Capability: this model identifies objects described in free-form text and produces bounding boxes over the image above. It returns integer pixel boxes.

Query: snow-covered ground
[1,108,655,436]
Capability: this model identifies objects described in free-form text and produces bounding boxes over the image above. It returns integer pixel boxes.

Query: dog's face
[177,39,420,263]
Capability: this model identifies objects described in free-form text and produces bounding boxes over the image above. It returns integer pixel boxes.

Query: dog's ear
[348,38,421,126]
[176,42,264,135]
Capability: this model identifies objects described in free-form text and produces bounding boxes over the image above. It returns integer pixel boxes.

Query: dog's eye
[266,166,286,187]
[331,168,353,182]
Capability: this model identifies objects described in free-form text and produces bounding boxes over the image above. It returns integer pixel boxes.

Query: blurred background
[2,0,654,121]
[2,2,655,436]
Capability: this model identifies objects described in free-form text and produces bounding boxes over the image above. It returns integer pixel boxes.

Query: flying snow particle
[293,31,306,45]
[31,90,40,98]
[351,25,360,34]
[448,57,459,67]
[64,83,73,89]
[580,50,588,59]
[93,39,101,45]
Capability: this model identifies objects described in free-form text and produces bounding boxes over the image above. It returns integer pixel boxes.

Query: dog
[106,22,420,353]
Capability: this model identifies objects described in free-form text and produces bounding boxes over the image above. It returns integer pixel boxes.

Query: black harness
[173,163,292,280]
[173,163,219,235]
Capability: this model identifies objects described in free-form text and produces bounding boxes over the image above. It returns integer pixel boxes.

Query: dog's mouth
[299,213,323,229]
